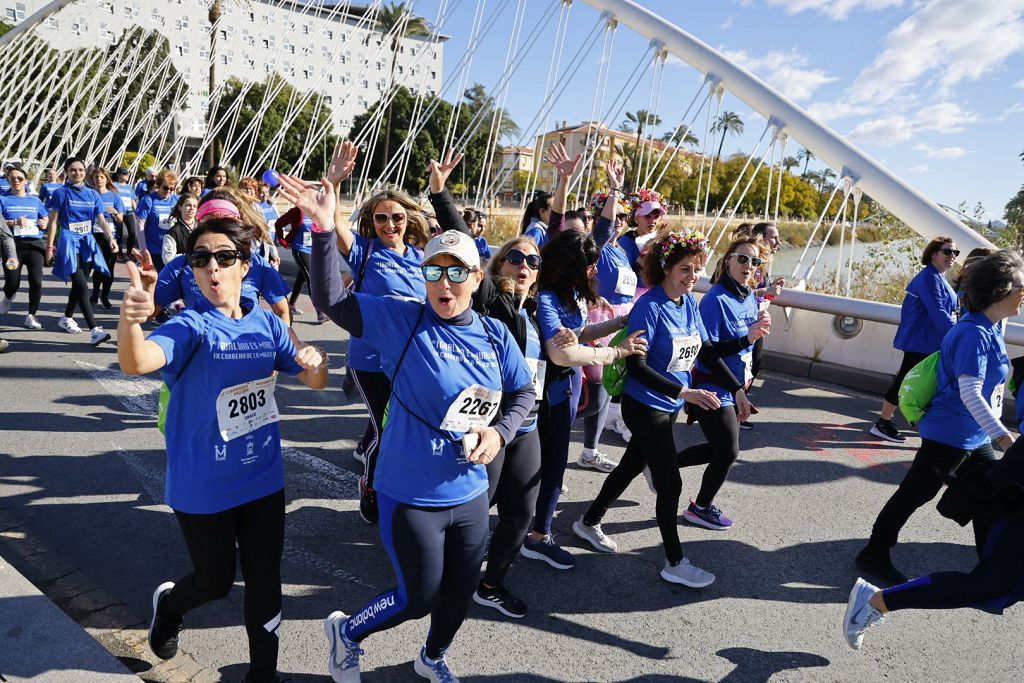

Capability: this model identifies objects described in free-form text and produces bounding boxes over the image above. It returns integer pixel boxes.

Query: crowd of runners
[2,139,1023,682]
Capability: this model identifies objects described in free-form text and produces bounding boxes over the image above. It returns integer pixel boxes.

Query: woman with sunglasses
[618,188,667,275]
[0,166,48,329]
[674,234,770,530]
[869,236,959,445]
[87,167,126,310]
[153,189,291,325]
[280,174,535,683]
[119,217,328,683]
[857,250,1022,586]
[44,156,117,345]
[136,169,180,272]
[275,204,326,322]
[574,228,749,586]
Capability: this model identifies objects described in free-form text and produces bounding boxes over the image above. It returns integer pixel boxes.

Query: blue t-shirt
[920,311,1008,450]
[535,288,588,406]
[596,242,637,306]
[354,296,533,506]
[115,182,135,215]
[517,307,543,435]
[291,215,314,255]
[149,307,303,514]
[39,182,62,206]
[0,194,47,239]
[155,252,289,312]
[624,286,707,414]
[259,201,279,241]
[695,282,758,407]
[136,192,179,254]
[45,184,104,236]
[343,234,426,371]
[523,219,548,249]
[618,232,642,274]
[95,190,125,234]
[474,235,492,262]
[0,178,9,194]
[134,179,149,200]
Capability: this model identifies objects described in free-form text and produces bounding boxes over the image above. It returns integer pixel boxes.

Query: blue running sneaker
[414,646,460,682]
[844,577,886,650]
[325,611,363,682]
[520,534,576,570]
[683,501,733,530]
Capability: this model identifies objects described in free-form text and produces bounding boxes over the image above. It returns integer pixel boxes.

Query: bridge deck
[1,265,1021,682]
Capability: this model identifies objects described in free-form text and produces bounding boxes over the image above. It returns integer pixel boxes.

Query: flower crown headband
[590,191,630,215]
[653,229,708,268]
[626,187,662,213]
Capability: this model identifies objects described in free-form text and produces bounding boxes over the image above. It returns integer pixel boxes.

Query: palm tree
[375,2,430,167]
[622,110,661,187]
[781,156,799,175]
[661,128,699,147]
[713,111,744,160]
[463,83,520,143]
[796,147,815,176]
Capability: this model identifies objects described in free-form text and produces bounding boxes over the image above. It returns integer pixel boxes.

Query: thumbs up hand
[121,261,155,324]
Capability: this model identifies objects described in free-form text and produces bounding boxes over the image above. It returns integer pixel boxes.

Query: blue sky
[429,0,1024,220]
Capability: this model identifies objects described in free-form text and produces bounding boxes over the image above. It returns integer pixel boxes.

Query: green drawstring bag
[898,351,941,425]
[157,327,206,436]
[601,327,631,397]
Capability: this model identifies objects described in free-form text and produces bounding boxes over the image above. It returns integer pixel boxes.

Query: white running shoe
[58,316,81,334]
[414,645,461,682]
[612,414,632,442]
[572,518,618,553]
[641,466,656,493]
[0,295,12,316]
[24,314,41,330]
[352,445,367,465]
[90,326,111,346]
[660,558,715,588]
[325,611,363,683]
[844,577,885,650]
[577,451,618,473]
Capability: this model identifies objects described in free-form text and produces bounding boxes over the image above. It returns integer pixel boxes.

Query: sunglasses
[428,225,443,236]
[728,253,764,267]
[643,210,665,220]
[938,248,960,257]
[373,212,406,226]
[615,213,628,221]
[159,184,175,191]
[187,249,243,268]
[505,249,541,270]
[422,264,472,283]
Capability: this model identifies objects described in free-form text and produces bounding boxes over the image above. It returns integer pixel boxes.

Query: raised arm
[426,149,471,235]
[591,160,624,249]
[544,142,582,237]
[118,262,166,375]
[324,140,359,256]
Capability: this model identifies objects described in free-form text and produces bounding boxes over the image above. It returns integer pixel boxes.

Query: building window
[244,57,254,68]
[46,16,58,28]
[177,16,189,30]
[302,24,310,35]
[325,96,333,105]
[361,79,368,89]
[177,42,189,56]
[323,28,334,40]
[6,2,25,21]
[285,42,295,54]
[303,68,312,80]
[150,9,163,25]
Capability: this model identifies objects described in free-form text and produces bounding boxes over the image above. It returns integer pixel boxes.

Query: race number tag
[526,358,546,398]
[667,333,701,373]
[13,224,40,238]
[215,375,280,441]
[303,231,313,248]
[614,267,637,297]
[991,383,1005,412]
[741,350,754,385]
[439,384,502,432]
[68,220,91,235]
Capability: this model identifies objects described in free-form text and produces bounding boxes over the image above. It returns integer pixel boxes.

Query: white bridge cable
[763,132,777,219]
[644,83,711,191]
[834,188,850,294]
[109,58,181,174]
[116,69,187,180]
[704,120,773,247]
[690,79,716,220]
[707,123,777,251]
[845,188,863,297]
[92,35,165,167]
[93,44,170,168]
[441,0,487,159]
[575,18,616,202]
[0,34,54,124]
[803,177,854,284]
[634,46,664,192]
[0,40,72,162]
[789,178,845,281]
[772,132,788,225]
[699,84,724,229]
[141,78,192,172]
[81,28,151,162]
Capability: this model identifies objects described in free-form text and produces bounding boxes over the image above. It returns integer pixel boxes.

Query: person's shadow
[717,647,830,682]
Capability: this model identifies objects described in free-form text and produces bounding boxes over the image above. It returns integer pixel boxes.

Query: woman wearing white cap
[280,173,536,683]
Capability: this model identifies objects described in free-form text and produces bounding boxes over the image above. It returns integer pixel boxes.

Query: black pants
[584,394,685,564]
[351,368,391,488]
[161,489,285,682]
[346,492,488,659]
[484,427,542,586]
[289,249,312,305]
[4,241,44,314]
[119,214,139,254]
[883,351,929,407]
[92,233,116,300]
[66,253,98,329]
[533,397,573,536]
[751,336,764,381]
[677,404,741,508]
[869,438,996,551]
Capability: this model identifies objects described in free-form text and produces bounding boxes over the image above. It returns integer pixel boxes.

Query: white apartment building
[5,0,445,142]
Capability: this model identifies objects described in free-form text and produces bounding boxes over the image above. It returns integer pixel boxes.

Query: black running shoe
[473,582,527,619]
[148,582,182,660]
[99,296,113,310]
[855,543,908,585]
[869,419,906,443]
[359,478,378,525]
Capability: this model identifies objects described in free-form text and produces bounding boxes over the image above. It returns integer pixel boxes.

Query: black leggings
[884,351,929,407]
[346,492,488,659]
[161,489,285,682]
[92,233,116,300]
[118,214,139,254]
[484,428,542,586]
[4,242,44,314]
[869,438,996,551]
[350,368,391,488]
[289,249,312,305]
[584,394,685,564]
[677,404,741,508]
[66,252,98,329]
[533,397,573,536]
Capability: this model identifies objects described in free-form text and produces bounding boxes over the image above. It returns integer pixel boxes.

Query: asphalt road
[1,256,1022,682]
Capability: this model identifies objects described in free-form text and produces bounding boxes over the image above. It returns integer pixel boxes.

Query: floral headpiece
[626,187,662,213]
[590,191,630,215]
[653,228,707,268]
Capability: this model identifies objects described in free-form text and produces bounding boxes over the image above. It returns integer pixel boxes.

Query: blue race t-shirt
[290,215,314,255]
[354,296,533,506]
[343,233,426,372]
[623,286,707,413]
[618,232,642,274]
[596,241,638,306]
[155,252,289,312]
[39,182,62,206]
[136,191,179,254]
[535,288,588,406]
[95,190,125,235]
[474,235,492,262]
[46,184,104,236]
[517,307,543,435]
[1,194,47,239]
[696,281,758,407]
[260,201,279,242]
[523,219,548,249]
[920,311,1008,450]
[134,179,149,200]
[115,182,135,215]
[149,307,303,514]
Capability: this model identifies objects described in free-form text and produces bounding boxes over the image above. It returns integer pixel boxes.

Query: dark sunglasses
[938,248,960,257]
[422,264,471,283]
[187,249,243,268]
[373,212,406,226]
[728,253,763,267]
[505,249,541,270]
[615,213,628,221]
[159,184,175,191]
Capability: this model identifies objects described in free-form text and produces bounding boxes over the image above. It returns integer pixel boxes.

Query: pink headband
[196,199,241,221]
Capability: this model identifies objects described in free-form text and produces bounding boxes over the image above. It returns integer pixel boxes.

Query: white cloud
[910,164,929,173]
[806,100,874,122]
[765,0,904,20]
[721,48,838,101]
[1002,102,1024,117]
[720,15,735,30]
[914,142,970,159]
[847,101,978,144]
[1015,79,1024,89]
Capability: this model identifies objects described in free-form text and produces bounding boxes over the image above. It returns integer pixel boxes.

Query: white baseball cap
[423,230,481,270]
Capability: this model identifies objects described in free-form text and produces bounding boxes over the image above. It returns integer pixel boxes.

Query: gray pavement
[2,256,1023,682]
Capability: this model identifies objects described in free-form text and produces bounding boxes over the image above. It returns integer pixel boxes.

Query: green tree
[712,111,744,160]
[462,83,520,143]
[1002,186,1024,252]
[374,2,430,166]
[796,147,815,176]
[660,128,699,147]
[782,156,799,175]
[622,109,662,187]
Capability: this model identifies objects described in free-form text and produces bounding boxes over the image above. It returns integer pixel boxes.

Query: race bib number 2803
[215,375,280,441]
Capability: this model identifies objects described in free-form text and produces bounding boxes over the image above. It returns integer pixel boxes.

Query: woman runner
[0,166,48,328]
[87,167,126,309]
[135,169,180,272]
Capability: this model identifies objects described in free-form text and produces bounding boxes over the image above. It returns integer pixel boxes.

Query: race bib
[741,350,754,386]
[614,267,637,297]
[215,375,280,441]
[991,383,1005,412]
[667,333,701,373]
[68,220,91,235]
[526,358,546,398]
[13,224,40,238]
[303,231,312,248]
[439,384,502,432]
